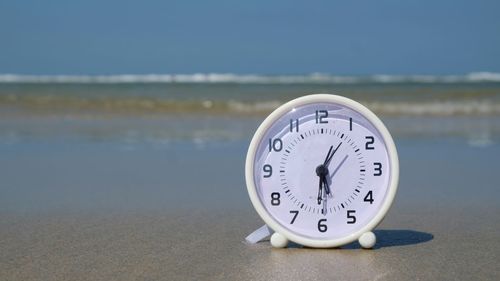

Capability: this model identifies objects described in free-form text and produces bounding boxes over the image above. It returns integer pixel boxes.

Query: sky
[0,0,499,75]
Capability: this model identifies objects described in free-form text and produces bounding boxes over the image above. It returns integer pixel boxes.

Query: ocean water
[1,74,500,144]
[0,76,499,213]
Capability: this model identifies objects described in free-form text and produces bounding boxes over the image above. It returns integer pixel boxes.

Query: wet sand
[1,138,499,280]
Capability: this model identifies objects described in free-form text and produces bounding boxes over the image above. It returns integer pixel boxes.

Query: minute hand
[324,142,342,167]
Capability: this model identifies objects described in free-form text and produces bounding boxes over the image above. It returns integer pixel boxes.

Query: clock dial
[253,102,392,240]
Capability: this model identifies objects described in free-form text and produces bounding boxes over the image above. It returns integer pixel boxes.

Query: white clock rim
[245,93,399,248]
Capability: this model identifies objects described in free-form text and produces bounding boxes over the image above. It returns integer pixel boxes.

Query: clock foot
[270,232,289,248]
[359,231,376,249]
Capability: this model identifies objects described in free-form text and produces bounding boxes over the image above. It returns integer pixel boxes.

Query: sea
[0,73,499,212]
[1,72,500,145]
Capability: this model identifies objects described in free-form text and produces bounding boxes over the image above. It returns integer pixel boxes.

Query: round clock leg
[270,233,289,248]
[359,231,376,249]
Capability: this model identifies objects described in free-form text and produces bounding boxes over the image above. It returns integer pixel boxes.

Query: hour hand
[322,188,328,215]
[317,177,323,205]
[324,142,342,167]
[322,175,331,196]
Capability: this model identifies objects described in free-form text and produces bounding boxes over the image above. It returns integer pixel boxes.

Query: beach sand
[1,136,499,280]
[0,207,498,281]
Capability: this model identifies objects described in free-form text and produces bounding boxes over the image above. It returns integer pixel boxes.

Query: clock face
[250,98,395,241]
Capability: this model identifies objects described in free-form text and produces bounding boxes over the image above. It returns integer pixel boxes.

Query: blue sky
[0,0,499,75]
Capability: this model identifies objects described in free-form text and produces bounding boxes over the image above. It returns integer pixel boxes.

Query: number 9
[263,164,273,178]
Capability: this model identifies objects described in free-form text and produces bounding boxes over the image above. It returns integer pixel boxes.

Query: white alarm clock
[245,94,399,248]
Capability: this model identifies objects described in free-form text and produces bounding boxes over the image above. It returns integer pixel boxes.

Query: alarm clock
[245,94,399,248]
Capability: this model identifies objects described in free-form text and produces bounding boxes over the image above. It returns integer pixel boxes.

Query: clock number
[347,210,356,224]
[365,136,375,150]
[289,119,299,132]
[364,190,374,204]
[349,117,353,131]
[373,162,382,176]
[317,218,328,232]
[315,110,328,124]
[263,164,272,178]
[289,210,299,224]
[268,138,283,152]
[271,192,280,206]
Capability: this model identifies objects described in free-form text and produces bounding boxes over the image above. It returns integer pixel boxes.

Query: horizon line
[0,72,499,84]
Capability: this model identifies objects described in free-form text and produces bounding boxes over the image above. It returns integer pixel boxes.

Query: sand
[1,206,499,281]
[1,137,499,280]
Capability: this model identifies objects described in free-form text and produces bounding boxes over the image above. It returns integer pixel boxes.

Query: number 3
[374,162,382,176]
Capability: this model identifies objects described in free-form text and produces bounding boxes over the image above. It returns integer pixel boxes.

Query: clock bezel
[245,94,399,248]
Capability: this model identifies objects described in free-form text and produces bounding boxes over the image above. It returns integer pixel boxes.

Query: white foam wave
[366,100,500,116]
[227,100,500,116]
[0,72,500,84]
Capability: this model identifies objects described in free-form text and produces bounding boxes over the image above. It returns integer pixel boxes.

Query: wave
[1,94,500,116]
[227,100,500,116]
[1,72,500,84]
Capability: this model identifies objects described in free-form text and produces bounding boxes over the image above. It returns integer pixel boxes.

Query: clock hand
[324,142,342,167]
[317,176,323,205]
[323,175,332,196]
[321,142,342,197]
[329,154,349,181]
[322,186,328,216]
[316,142,342,204]
[323,145,334,165]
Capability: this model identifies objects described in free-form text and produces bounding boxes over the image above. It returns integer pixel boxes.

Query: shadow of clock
[341,229,434,249]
